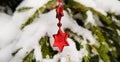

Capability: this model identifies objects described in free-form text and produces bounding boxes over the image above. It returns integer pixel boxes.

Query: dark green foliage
[12,48,22,56]
[17,7,33,12]
[39,36,58,58]
[115,15,120,20]
[65,28,84,50]
[108,51,119,62]
[86,24,111,62]
[86,44,92,55]
[90,8,112,26]
[83,44,92,62]
[83,56,90,62]
[90,55,99,62]
[64,0,88,13]
[64,0,88,20]
[23,50,36,62]
[86,23,105,43]
[98,44,110,62]
[101,26,120,62]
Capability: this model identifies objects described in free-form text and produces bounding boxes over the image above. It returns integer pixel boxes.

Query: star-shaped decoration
[53,29,69,52]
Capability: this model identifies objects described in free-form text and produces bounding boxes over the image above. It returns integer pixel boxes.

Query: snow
[85,10,96,26]
[112,16,120,26]
[116,29,120,36]
[0,9,95,62]
[34,44,42,62]
[0,42,16,62]
[43,38,81,62]
[10,48,33,62]
[94,0,120,15]
[0,0,51,61]
[12,0,50,27]
[17,0,49,8]
[75,0,96,8]
[0,0,120,62]
[74,0,107,16]
[75,0,120,15]
[0,22,20,48]
[0,13,20,48]
[61,38,80,62]
[0,13,11,27]
[85,10,104,26]
[19,10,94,62]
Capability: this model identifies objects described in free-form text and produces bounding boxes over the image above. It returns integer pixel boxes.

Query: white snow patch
[85,10,96,26]
[116,29,120,36]
[34,44,42,62]
[75,0,120,15]
[112,16,120,26]
[94,0,120,15]
[74,0,107,15]
[0,13,20,48]
[0,42,16,62]
[0,22,20,48]
[75,0,96,8]
[0,12,11,28]
[12,0,50,27]
[61,38,80,62]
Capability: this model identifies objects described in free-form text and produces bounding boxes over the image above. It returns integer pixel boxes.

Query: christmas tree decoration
[53,0,69,52]
[53,29,69,52]
[56,4,64,21]
[58,0,62,2]
[1,0,120,62]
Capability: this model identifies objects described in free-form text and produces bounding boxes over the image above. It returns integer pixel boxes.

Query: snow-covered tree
[0,0,120,62]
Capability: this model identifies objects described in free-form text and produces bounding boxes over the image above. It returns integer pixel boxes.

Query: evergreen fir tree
[0,0,120,62]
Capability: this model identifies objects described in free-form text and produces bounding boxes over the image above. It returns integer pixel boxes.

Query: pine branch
[98,44,110,62]
[65,28,84,50]
[12,48,22,56]
[39,36,58,58]
[83,56,90,62]
[17,7,33,12]
[83,44,92,62]
[64,1,120,61]
[64,0,113,26]
[21,0,57,29]
[23,49,35,62]
[90,55,99,62]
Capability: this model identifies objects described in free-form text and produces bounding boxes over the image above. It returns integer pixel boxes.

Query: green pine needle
[39,36,57,58]
[23,49,35,62]
[17,7,33,12]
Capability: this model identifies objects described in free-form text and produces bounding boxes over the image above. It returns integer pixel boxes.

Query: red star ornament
[53,29,69,52]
